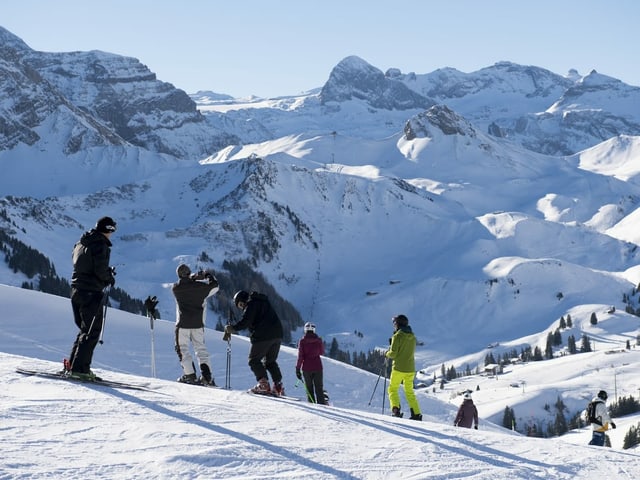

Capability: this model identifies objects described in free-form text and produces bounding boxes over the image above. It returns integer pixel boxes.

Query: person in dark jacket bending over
[454,391,479,429]
[386,314,422,420]
[296,322,326,404]
[65,216,117,380]
[225,290,285,396]
[173,264,219,385]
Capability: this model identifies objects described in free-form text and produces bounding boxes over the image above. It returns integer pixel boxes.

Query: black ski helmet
[597,390,608,401]
[233,290,249,307]
[392,314,409,327]
[95,216,117,233]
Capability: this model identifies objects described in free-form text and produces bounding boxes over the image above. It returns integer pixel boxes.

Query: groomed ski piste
[2,286,640,479]
[4,354,639,479]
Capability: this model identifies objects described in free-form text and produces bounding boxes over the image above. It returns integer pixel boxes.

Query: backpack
[585,400,599,425]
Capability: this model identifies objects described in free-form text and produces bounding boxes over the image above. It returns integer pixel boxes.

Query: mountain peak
[580,69,622,86]
[404,104,476,139]
[320,55,433,110]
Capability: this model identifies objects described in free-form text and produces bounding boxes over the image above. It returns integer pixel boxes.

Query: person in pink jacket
[454,391,479,429]
[295,322,326,404]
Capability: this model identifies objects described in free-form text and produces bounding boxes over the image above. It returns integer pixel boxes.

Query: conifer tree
[545,332,554,359]
[553,328,562,346]
[533,346,543,361]
[502,406,516,430]
[623,423,640,449]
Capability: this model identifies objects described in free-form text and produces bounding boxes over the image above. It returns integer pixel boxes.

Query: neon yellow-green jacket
[385,325,416,373]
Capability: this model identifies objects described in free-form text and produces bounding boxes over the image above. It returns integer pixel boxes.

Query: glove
[144,296,158,315]
[222,325,234,342]
[205,273,219,287]
[296,369,302,380]
[474,425,478,430]
[610,421,616,429]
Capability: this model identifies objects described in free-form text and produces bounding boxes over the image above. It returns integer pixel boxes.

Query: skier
[385,314,422,420]
[588,390,616,446]
[172,264,219,385]
[454,391,479,429]
[66,216,117,380]
[296,322,326,404]
[224,290,285,396]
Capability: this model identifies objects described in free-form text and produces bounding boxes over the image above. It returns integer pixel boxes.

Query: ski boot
[273,381,285,396]
[250,378,271,394]
[178,373,198,384]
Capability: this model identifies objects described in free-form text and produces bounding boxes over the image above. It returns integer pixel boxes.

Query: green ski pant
[388,369,421,414]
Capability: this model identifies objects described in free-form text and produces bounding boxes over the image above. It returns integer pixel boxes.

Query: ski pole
[381,357,388,415]
[225,337,231,389]
[225,308,234,389]
[295,378,315,403]
[93,286,111,345]
[149,311,157,378]
[368,360,386,406]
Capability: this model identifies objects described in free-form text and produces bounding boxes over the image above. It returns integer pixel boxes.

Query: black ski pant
[303,370,325,404]
[248,338,283,384]
[69,288,105,373]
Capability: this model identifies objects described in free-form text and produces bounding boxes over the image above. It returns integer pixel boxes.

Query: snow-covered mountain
[1,25,640,383]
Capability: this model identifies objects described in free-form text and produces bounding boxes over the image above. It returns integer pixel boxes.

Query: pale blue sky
[2,0,638,98]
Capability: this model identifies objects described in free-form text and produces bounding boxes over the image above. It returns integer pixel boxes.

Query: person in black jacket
[225,290,285,395]
[65,216,117,380]
[172,264,219,385]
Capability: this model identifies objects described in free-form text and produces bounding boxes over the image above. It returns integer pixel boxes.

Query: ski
[245,389,300,401]
[177,380,223,389]
[16,367,152,392]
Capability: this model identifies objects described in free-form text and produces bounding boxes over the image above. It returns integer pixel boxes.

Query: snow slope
[1,285,639,479]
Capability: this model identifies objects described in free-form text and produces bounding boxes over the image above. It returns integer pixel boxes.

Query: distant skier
[225,290,285,396]
[66,216,117,380]
[296,322,326,404]
[385,314,422,420]
[172,264,219,385]
[588,390,616,446]
[454,391,479,429]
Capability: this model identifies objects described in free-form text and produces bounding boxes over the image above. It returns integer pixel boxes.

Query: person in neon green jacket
[385,314,422,421]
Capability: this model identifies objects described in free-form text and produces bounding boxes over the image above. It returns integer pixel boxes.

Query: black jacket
[233,292,283,343]
[172,276,219,329]
[71,229,114,292]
